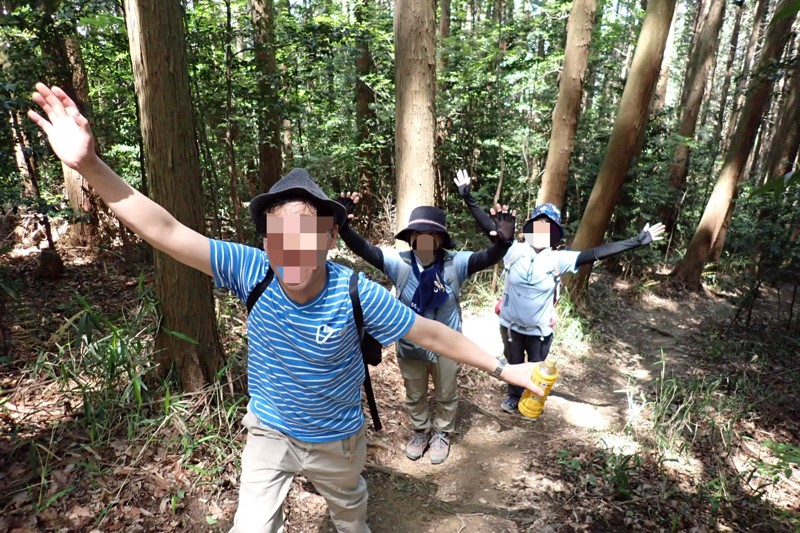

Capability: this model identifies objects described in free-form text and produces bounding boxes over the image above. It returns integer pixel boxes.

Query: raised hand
[640,222,666,245]
[336,192,361,222]
[488,203,517,242]
[27,83,97,171]
[453,169,471,198]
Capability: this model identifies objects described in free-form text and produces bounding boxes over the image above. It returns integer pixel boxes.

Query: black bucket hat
[395,206,455,249]
[248,168,347,235]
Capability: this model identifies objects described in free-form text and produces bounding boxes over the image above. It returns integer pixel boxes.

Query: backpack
[496,246,562,327]
[246,268,385,431]
[394,250,463,303]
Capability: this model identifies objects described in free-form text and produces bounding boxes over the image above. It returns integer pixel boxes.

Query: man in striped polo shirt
[28,83,544,533]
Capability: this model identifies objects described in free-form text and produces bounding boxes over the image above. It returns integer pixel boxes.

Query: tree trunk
[395,0,436,235]
[38,2,101,246]
[652,4,679,114]
[252,0,283,195]
[671,0,797,290]
[722,0,768,153]
[225,0,244,242]
[710,0,745,148]
[660,0,726,232]
[355,0,378,217]
[536,0,596,210]
[124,0,225,391]
[567,0,678,293]
[438,0,451,80]
[765,38,800,182]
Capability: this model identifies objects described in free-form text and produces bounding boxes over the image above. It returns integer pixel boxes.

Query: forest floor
[1,230,799,532]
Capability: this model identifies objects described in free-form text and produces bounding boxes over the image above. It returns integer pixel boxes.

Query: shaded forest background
[1,0,800,531]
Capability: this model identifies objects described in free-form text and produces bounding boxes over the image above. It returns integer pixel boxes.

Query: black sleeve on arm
[462,193,496,236]
[575,232,649,267]
[340,226,385,271]
[467,240,511,276]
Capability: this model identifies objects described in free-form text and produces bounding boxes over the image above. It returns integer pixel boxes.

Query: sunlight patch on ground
[549,396,611,430]
[597,433,639,455]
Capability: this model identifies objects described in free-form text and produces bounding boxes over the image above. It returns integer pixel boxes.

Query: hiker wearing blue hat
[335,183,515,465]
[455,173,665,413]
[29,83,549,533]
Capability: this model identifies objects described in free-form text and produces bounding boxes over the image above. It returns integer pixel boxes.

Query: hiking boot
[501,396,519,413]
[405,430,430,460]
[429,430,450,465]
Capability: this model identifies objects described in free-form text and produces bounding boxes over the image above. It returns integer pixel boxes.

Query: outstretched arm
[404,314,544,396]
[466,204,516,275]
[574,223,666,267]
[335,192,385,271]
[454,169,496,236]
[28,83,212,276]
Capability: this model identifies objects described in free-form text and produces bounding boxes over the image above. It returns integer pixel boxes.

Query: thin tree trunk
[568,0,678,294]
[252,0,283,195]
[671,0,797,290]
[124,0,225,391]
[710,0,745,148]
[355,0,378,217]
[225,0,244,242]
[395,0,436,235]
[722,0,768,153]
[537,0,597,210]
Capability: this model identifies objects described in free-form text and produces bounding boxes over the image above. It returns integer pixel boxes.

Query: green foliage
[35,278,160,445]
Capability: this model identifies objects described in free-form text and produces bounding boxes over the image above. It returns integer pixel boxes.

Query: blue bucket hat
[522,203,564,246]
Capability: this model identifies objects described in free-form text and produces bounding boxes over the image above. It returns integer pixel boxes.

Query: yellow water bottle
[518,358,558,419]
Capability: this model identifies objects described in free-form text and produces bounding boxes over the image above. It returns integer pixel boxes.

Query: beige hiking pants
[230,409,370,533]
[397,356,460,433]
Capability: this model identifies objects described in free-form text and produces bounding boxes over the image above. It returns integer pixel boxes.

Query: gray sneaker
[405,430,430,460]
[501,396,519,413]
[428,430,450,465]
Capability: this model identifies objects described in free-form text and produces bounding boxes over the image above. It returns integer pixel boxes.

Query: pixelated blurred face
[524,218,552,249]
[265,202,334,285]
[411,232,443,265]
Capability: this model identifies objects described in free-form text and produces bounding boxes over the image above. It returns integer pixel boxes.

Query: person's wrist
[490,355,508,379]
[73,153,104,175]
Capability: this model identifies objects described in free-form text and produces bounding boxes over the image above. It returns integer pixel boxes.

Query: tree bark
[651,4,679,114]
[722,0,768,153]
[660,0,726,232]
[395,0,436,235]
[124,0,225,391]
[225,0,244,242]
[252,0,283,195]
[710,0,745,148]
[671,0,798,290]
[764,38,800,182]
[38,1,101,246]
[567,0,678,293]
[536,0,596,210]
[355,0,378,217]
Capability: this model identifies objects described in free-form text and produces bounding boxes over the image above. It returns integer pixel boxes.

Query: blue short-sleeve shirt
[209,239,416,442]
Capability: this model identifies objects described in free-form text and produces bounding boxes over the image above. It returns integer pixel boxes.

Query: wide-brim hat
[395,206,455,249]
[522,203,564,244]
[248,168,347,235]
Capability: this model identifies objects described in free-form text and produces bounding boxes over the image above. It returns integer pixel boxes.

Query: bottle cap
[544,358,558,370]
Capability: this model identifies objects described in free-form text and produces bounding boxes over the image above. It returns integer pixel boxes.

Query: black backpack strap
[246,267,274,314]
[349,272,382,431]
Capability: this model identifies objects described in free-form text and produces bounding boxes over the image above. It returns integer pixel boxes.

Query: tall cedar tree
[537,0,597,209]
[252,0,283,194]
[395,0,436,234]
[124,0,225,390]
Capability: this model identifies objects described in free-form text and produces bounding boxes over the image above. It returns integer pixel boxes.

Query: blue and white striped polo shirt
[210,240,415,442]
